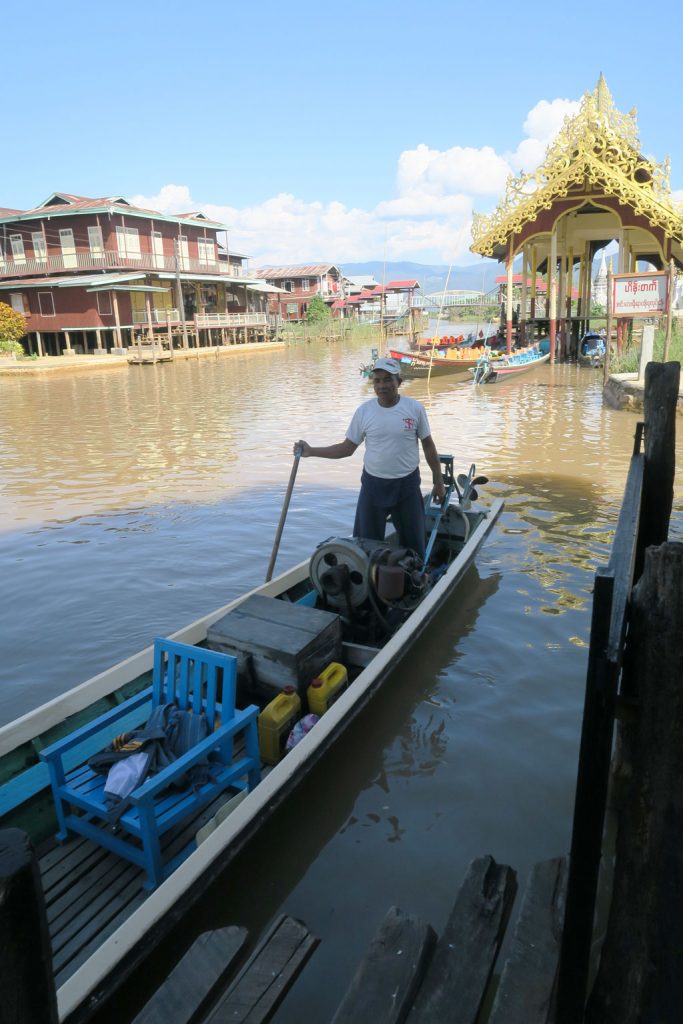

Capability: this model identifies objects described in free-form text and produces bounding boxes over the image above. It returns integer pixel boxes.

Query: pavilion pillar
[530,246,537,322]
[520,246,528,345]
[566,247,573,359]
[557,248,566,362]
[549,229,558,364]
[586,249,593,332]
[506,237,514,354]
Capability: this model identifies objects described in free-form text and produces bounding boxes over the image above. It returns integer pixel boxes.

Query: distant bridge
[413,290,499,309]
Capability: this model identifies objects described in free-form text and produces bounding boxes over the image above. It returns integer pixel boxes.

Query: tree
[306,295,330,323]
[0,302,26,356]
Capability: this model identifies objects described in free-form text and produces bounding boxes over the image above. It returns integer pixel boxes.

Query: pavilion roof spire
[471,77,683,257]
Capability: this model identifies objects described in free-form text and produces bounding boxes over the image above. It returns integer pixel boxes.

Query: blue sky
[5,0,682,265]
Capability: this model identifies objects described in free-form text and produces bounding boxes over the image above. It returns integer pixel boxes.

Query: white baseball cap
[372,357,401,375]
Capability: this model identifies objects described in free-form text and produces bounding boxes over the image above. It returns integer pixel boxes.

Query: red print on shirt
[403,417,416,431]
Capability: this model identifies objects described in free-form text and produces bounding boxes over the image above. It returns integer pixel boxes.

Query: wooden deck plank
[203,914,318,1023]
[406,856,517,1024]
[489,857,567,1024]
[50,794,230,986]
[131,927,248,1024]
[330,906,436,1024]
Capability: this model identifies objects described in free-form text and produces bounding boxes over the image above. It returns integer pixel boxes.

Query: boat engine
[309,538,428,638]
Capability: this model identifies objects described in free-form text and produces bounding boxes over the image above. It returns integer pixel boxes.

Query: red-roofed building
[0,192,271,355]
[252,264,343,320]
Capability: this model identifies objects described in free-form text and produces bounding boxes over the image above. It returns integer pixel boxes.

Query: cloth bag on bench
[88,702,211,828]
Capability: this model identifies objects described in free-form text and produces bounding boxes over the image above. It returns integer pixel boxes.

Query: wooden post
[603,267,613,384]
[586,542,683,1024]
[112,290,123,348]
[638,361,680,565]
[0,829,58,1023]
[145,293,154,343]
[663,258,675,361]
[530,246,537,323]
[166,311,172,348]
[35,330,44,357]
[174,239,189,348]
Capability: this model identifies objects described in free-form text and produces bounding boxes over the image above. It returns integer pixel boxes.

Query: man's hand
[432,480,447,504]
[294,440,311,457]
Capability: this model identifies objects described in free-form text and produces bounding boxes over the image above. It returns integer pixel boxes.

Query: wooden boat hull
[388,349,480,380]
[0,500,503,1021]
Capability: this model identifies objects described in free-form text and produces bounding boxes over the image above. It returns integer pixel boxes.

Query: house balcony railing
[195,313,268,328]
[0,250,250,280]
[131,311,269,328]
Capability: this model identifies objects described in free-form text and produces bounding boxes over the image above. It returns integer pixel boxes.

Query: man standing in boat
[294,356,446,558]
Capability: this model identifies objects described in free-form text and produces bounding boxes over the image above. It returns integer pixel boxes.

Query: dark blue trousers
[353,468,425,557]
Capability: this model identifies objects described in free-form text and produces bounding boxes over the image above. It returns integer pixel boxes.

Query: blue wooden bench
[39,638,261,889]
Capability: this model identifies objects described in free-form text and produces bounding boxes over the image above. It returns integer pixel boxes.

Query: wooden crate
[206,595,341,700]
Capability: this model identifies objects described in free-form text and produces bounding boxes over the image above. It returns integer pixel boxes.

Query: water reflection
[2,339,683,1023]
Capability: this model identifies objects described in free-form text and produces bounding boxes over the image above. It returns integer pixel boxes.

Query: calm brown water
[1,338,681,1021]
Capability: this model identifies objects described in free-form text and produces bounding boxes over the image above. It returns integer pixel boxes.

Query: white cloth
[346,396,431,479]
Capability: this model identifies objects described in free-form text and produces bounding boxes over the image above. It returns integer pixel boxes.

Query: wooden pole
[0,829,59,1024]
[663,258,675,361]
[265,448,302,582]
[174,239,189,348]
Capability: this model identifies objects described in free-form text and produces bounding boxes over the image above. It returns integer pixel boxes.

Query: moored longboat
[0,458,503,1023]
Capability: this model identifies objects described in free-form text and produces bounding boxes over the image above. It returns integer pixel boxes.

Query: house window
[32,232,47,262]
[301,279,309,290]
[287,303,298,315]
[88,226,104,257]
[283,281,293,292]
[59,228,77,268]
[10,234,26,263]
[38,291,55,316]
[198,238,215,265]
[10,292,30,314]
[177,234,189,269]
[152,231,165,269]
[116,225,141,259]
[96,291,112,316]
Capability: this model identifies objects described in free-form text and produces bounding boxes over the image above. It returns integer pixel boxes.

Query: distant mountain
[340,260,500,296]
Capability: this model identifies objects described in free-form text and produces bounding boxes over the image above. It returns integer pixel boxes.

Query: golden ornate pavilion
[470,76,683,359]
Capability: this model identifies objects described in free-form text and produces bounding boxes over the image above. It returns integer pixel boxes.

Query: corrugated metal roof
[0,272,146,290]
[386,279,420,289]
[0,194,226,229]
[253,264,340,278]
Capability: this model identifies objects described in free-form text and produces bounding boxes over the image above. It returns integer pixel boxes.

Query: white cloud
[131,94,580,265]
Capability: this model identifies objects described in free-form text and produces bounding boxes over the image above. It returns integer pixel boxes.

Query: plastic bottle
[307,663,349,716]
[258,686,301,765]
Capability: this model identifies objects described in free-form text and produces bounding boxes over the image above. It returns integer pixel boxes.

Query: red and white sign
[612,272,669,317]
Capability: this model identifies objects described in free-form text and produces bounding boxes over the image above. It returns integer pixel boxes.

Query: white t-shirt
[346,395,431,479]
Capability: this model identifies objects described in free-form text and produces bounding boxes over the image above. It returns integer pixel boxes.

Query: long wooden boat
[388,347,482,380]
[0,472,503,1023]
[470,345,550,384]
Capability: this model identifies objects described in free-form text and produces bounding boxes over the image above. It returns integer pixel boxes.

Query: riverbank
[604,371,683,414]
[0,341,286,377]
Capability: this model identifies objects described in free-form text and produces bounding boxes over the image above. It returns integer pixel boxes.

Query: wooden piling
[585,542,683,1024]
[0,829,58,1024]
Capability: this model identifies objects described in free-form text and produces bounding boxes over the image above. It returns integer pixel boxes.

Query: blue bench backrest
[152,638,236,730]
